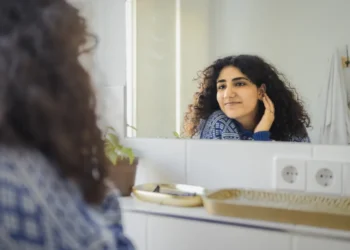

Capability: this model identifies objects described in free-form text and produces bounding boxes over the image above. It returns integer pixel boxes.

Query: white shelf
[120,197,350,241]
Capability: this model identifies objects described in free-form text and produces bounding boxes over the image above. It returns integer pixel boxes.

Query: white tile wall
[101,86,126,138]
[121,137,350,195]
[120,138,350,195]
[90,0,126,87]
[187,140,313,189]
[313,145,350,161]
[124,139,187,185]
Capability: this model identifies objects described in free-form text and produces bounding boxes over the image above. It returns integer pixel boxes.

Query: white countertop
[120,197,350,241]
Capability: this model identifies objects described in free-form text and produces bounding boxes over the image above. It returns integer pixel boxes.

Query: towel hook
[346,45,350,67]
[341,45,350,68]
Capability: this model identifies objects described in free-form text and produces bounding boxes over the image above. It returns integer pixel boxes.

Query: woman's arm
[252,131,272,141]
[253,132,311,142]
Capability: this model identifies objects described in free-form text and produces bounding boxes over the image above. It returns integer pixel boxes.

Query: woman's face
[216,66,264,128]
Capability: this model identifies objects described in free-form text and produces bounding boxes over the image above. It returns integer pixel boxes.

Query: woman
[184,55,311,142]
[0,0,134,249]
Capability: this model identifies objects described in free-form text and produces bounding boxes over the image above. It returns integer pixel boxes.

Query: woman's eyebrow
[216,79,226,83]
[232,77,249,82]
[216,77,249,83]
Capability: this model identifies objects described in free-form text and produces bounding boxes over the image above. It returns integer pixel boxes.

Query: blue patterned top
[198,110,310,142]
[0,146,135,250]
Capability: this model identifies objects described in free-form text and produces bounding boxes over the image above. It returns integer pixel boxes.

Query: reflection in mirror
[126,0,350,145]
[183,55,311,143]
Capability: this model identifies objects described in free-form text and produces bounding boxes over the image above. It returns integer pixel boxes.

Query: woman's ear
[258,84,266,100]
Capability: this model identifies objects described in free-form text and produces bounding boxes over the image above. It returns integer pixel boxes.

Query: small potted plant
[104,126,138,196]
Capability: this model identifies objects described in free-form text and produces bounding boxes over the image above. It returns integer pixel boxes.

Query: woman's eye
[217,85,225,90]
[235,82,246,86]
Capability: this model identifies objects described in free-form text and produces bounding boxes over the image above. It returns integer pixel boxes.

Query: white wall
[79,0,127,138]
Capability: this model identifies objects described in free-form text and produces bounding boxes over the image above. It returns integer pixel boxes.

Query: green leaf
[103,126,136,166]
[104,141,114,152]
[106,133,119,147]
[173,131,181,138]
[105,146,118,165]
[119,147,135,165]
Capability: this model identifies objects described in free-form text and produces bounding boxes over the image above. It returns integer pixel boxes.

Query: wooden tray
[132,183,205,207]
[203,189,350,231]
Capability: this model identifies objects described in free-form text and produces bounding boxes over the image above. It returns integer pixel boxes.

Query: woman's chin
[223,111,240,119]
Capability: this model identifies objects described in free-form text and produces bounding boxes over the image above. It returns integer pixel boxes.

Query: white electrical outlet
[281,165,299,184]
[273,157,306,191]
[306,160,342,194]
[315,168,334,187]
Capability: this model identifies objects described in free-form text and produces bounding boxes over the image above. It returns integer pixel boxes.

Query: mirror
[125,0,350,145]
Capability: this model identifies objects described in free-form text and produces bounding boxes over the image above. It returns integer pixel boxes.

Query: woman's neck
[236,119,255,131]
[235,112,258,131]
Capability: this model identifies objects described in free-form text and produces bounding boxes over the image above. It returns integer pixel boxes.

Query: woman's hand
[254,93,275,133]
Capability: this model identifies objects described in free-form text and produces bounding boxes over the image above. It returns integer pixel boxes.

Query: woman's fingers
[263,94,274,114]
[266,95,275,113]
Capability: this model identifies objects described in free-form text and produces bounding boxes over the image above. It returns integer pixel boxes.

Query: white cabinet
[147,216,291,250]
[123,212,147,250]
[294,235,350,250]
[123,212,350,250]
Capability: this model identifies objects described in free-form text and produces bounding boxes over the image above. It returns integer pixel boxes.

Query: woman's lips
[225,102,241,106]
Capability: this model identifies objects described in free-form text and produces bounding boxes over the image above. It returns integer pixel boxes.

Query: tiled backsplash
[186,140,312,189]
[123,134,350,195]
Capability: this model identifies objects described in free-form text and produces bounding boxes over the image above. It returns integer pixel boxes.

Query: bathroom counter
[120,197,350,250]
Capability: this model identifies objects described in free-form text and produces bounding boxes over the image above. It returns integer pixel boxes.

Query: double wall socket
[274,157,343,194]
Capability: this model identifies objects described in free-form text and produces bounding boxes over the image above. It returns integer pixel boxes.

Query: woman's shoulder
[0,147,86,248]
[200,110,240,139]
[0,146,133,249]
[0,146,65,192]
[206,110,232,124]
[205,110,240,129]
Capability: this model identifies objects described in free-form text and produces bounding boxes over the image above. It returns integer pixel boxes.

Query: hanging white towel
[318,50,350,145]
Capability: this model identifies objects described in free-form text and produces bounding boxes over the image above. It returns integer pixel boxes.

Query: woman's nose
[224,85,236,98]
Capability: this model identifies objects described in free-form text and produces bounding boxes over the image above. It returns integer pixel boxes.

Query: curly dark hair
[184,55,311,141]
[0,0,107,203]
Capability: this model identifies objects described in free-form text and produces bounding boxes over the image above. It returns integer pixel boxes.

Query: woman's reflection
[184,55,311,142]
